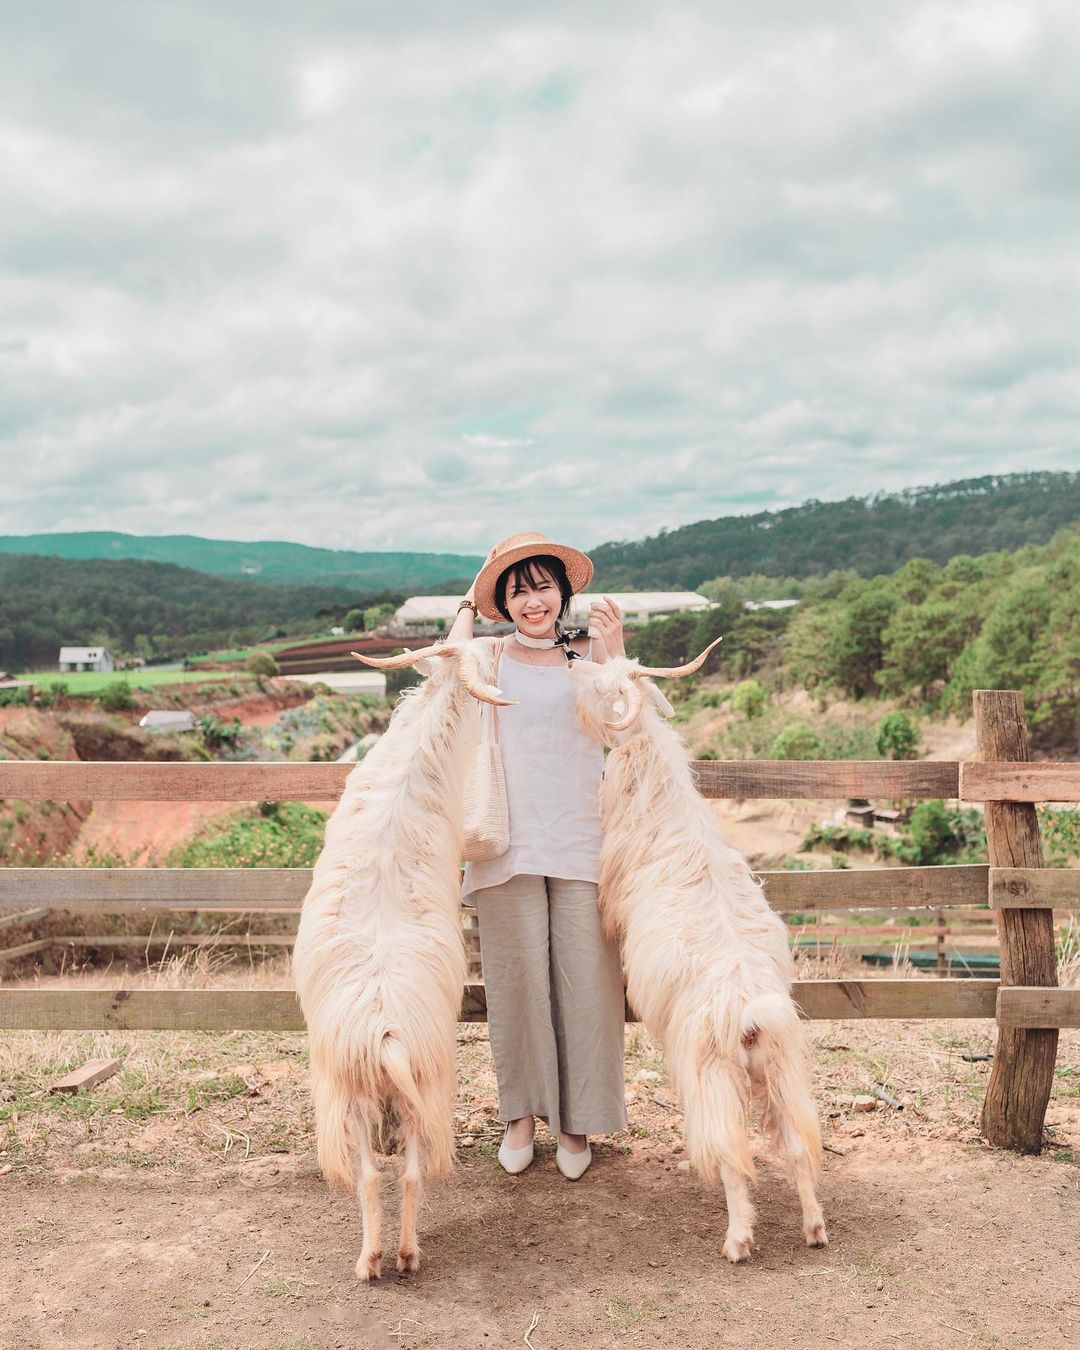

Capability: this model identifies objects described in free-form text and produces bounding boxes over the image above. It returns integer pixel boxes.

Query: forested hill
[0,531,483,593]
[591,472,1080,589]
[0,554,390,672]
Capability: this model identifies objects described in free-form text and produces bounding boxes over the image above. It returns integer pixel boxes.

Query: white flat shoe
[556,1141,592,1181]
[498,1133,535,1175]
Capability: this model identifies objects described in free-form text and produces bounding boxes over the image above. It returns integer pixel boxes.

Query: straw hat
[472,531,594,621]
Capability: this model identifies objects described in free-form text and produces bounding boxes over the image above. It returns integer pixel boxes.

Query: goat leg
[719,1162,756,1263]
[351,1110,383,1281]
[778,1112,828,1248]
[396,1128,423,1275]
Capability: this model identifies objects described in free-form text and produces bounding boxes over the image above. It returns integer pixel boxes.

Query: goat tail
[312,1073,360,1193]
[380,1034,456,1182]
[742,991,824,1179]
[682,1054,755,1187]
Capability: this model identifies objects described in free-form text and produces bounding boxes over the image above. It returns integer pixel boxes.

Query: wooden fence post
[975,690,1059,1152]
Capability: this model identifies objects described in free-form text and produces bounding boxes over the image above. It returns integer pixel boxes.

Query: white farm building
[391,592,713,633]
[58,646,115,673]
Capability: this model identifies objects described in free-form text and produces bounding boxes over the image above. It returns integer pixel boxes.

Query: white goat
[292,638,508,1281]
[571,640,827,1263]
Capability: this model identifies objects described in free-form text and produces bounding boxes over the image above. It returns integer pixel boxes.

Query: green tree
[906,800,958,864]
[245,649,279,678]
[827,584,898,698]
[731,679,766,719]
[363,603,396,631]
[344,608,364,632]
[892,557,941,604]
[878,600,970,700]
[876,710,918,759]
[771,722,822,760]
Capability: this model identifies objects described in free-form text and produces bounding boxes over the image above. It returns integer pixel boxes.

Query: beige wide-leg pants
[473,874,627,1137]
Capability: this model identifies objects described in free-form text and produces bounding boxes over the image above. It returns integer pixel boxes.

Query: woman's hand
[588,595,625,662]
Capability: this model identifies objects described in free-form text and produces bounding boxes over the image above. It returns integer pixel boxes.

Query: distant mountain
[0,531,483,593]
[589,471,1080,589]
[4,470,1076,600]
[0,553,388,672]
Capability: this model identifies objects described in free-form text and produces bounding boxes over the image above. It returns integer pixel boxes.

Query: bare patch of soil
[1,989,1077,1348]
[1,1134,1077,1348]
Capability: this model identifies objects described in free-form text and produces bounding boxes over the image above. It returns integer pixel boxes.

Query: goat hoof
[356,1250,383,1282]
[396,1247,421,1275]
[804,1219,829,1248]
[722,1234,753,1264]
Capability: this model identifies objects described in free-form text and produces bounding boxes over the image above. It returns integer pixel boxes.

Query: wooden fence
[1,689,1078,1153]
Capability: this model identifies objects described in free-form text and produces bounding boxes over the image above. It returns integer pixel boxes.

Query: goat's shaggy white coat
[572,654,827,1262]
[293,639,501,1281]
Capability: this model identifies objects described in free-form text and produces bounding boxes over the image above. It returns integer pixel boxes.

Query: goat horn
[456,646,519,707]
[626,635,724,680]
[603,678,644,733]
[351,643,450,669]
[352,644,518,707]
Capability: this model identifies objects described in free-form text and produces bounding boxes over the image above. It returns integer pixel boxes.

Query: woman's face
[505,565,561,639]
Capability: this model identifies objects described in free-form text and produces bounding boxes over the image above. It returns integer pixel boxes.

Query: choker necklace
[513,625,590,659]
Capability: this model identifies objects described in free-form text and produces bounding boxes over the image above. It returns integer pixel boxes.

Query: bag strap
[481,639,505,745]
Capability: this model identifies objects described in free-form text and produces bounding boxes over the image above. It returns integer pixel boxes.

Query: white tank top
[461,648,605,900]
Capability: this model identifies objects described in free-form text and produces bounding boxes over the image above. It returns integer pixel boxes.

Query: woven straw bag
[462,641,510,863]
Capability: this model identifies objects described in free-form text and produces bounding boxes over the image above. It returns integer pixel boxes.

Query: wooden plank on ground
[54,934,297,948]
[0,758,962,803]
[49,1058,122,1095]
[997,987,1080,1030]
[0,938,52,962]
[693,760,958,799]
[0,864,989,914]
[0,979,997,1031]
[0,761,352,801]
[0,908,49,930]
[990,867,1080,910]
[960,761,1080,803]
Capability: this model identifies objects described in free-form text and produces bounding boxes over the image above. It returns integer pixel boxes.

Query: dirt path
[71,799,241,866]
[1,1136,1077,1349]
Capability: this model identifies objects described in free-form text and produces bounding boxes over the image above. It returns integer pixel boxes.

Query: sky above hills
[2,3,1078,555]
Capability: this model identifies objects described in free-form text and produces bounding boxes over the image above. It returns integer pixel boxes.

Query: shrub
[876,710,919,760]
[0,687,29,707]
[731,679,766,719]
[96,679,135,711]
[771,721,823,760]
[245,649,279,678]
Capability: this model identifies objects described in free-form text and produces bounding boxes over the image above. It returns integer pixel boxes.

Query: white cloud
[0,3,1077,557]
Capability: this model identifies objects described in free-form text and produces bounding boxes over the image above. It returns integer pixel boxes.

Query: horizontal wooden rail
[990,867,1080,910]
[0,758,966,801]
[997,987,1080,1029]
[0,864,991,914]
[3,759,1075,803]
[0,979,998,1030]
[961,762,1080,803]
[54,934,296,949]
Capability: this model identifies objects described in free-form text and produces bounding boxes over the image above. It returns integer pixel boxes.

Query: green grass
[22,668,241,693]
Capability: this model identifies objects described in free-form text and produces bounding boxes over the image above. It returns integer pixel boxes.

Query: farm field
[20,667,242,694]
[0,957,1078,1349]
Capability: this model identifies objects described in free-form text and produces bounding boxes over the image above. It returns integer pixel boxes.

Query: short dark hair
[494,554,573,622]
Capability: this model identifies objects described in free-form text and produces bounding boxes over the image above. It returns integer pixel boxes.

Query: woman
[447,531,627,1180]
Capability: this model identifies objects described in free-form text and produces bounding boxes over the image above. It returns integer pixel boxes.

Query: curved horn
[603,678,644,732]
[351,643,449,669]
[627,635,724,680]
[353,644,518,707]
[456,646,519,708]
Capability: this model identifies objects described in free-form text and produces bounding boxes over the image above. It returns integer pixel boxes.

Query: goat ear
[643,679,675,718]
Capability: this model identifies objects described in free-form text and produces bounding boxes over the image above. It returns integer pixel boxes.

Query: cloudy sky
[2,2,1078,555]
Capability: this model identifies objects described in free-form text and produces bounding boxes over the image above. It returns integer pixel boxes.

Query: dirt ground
[1,997,1078,1350]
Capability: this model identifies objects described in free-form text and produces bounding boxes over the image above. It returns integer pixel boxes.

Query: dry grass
[2,946,1078,1184]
